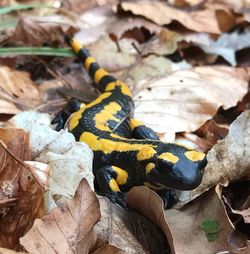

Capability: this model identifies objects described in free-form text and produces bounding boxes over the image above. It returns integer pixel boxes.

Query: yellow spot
[94,69,109,84]
[68,103,85,130]
[84,56,96,71]
[112,166,128,185]
[105,80,132,96]
[85,92,111,109]
[109,179,120,192]
[130,118,143,130]
[80,132,155,154]
[70,38,82,53]
[143,182,165,190]
[137,146,157,161]
[145,163,155,174]
[158,152,179,163]
[185,151,205,161]
[69,92,111,131]
[94,102,121,132]
[110,133,124,139]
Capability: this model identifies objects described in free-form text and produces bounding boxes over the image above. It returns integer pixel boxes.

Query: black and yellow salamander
[52,37,207,208]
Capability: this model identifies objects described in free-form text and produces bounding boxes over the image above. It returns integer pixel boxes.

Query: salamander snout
[146,150,207,190]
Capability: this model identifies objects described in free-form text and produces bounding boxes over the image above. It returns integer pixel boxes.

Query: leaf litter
[0,0,250,253]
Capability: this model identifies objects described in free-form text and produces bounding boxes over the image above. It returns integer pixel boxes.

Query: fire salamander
[53,37,207,208]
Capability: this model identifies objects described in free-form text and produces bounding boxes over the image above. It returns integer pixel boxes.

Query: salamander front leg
[156,189,178,209]
[51,99,82,131]
[95,165,128,208]
[130,118,159,140]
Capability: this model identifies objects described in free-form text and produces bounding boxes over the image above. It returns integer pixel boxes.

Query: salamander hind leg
[130,118,159,140]
[95,165,129,208]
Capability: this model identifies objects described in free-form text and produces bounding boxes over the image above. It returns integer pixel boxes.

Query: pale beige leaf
[119,1,235,33]
[20,179,100,254]
[127,186,250,254]
[132,66,248,134]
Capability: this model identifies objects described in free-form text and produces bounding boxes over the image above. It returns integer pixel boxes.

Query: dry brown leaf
[88,35,137,71]
[62,0,118,14]
[20,179,100,254]
[108,17,162,40]
[141,28,182,56]
[207,0,250,12]
[95,196,169,254]
[221,181,250,227]
[127,186,250,254]
[0,67,42,113]
[132,66,248,134]
[225,195,250,225]
[0,99,20,114]
[11,17,64,47]
[0,128,44,250]
[0,248,26,254]
[194,119,229,149]
[91,244,126,254]
[183,31,250,66]
[190,110,250,200]
[119,1,235,34]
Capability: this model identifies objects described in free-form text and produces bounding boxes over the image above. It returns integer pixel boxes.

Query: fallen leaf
[62,0,118,15]
[24,161,50,191]
[11,17,64,46]
[127,186,250,254]
[108,17,162,40]
[88,35,137,71]
[0,67,42,113]
[0,128,44,250]
[222,181,250,226]
[95,196,169,254]
[0,248,26,254]
[118,1,235,34]
[20,179,100,254]
[141,28,182,56]
[7,111,94,211]
[132,66,248,134]
[190,110,250,199]
[0,99,20,114]
[184,31,250,66]
[194,119,229,148]
[91,244,126,254]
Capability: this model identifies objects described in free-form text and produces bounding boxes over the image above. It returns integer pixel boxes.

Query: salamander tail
[66,37,131,96]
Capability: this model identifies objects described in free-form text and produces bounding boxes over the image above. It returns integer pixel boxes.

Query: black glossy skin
[53,38,207,208]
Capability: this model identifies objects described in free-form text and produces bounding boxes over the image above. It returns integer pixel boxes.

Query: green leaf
[0,47,74,57]
[199,218,220,242]
[0,4,53,15]
[206,232,220,242]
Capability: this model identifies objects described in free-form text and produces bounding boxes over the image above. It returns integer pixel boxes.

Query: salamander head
[145,145,207,190]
